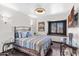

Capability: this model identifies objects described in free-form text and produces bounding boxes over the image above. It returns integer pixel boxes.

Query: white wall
[0,15,13,52]
[10,13,31,26]
[0,12,31,52]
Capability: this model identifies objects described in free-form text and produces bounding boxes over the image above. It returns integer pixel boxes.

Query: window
[51,23,56,33]
[57,22,64,33]
[48,20,67,36]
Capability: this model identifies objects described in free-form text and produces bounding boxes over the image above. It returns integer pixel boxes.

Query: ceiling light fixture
[35,8,45,14]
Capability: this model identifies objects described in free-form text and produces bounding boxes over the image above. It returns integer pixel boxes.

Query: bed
[13,26,52,56]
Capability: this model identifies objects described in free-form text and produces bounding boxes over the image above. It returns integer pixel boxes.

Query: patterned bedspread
[15,35,51,55]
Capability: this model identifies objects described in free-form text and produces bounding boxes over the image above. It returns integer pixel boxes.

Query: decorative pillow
[15,32,19,38]
[16,31,33,38]
[26,32,33,37]
[21,32,28,38]
[15,32,22,38]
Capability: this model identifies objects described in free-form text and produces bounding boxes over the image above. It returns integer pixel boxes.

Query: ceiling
[0,3,79,18]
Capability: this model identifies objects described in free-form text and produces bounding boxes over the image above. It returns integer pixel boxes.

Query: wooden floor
[0,42,61,56]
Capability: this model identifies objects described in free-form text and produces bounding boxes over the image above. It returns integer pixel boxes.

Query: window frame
[48,20,67,36]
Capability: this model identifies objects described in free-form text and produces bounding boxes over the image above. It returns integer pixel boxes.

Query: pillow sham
[15,32,19,38]
[15,32,22,38]
[21,31,33,38]
[15,31,33,38]
[26,32,32,37]
[21,32,28,38]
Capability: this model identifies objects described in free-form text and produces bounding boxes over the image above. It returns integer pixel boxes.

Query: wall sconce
[2,16,9,24]
[1,12,11,24]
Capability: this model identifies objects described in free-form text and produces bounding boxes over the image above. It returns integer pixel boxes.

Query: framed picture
[38,22,45,32]
[68,12,78,27]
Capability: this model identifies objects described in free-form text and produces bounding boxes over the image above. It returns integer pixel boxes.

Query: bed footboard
[14,45,40,56]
